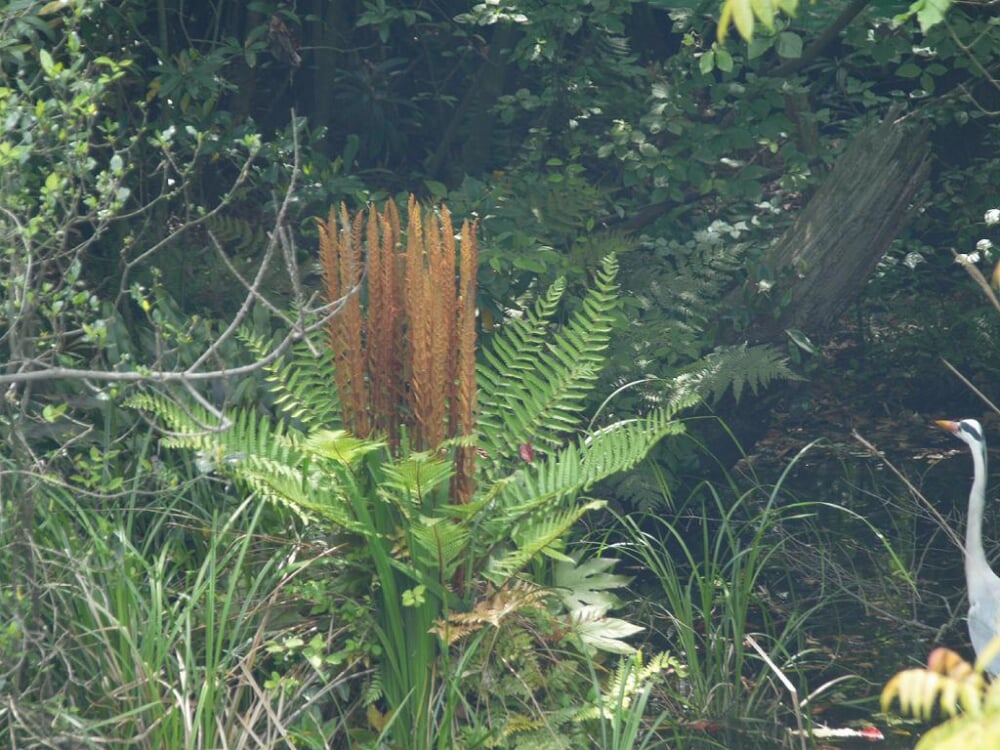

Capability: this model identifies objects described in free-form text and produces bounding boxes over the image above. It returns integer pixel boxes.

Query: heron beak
[936,419,959,432]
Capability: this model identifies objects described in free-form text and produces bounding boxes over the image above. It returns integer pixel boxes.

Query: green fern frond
[617,234,753,369]
[364,669,384,706]
[128,392,362,525]
[303,429,383,465]
[242,330,341,428]
[479,255,620,461]
[377,452,454,513]
[496,404,692,513]
[129,392,292,458]
[675,343,803,404]
[206,213,269,254]
[486,500,605,582]
[410,518,470,580]
[478,279,566,450]
[574,650,682,721]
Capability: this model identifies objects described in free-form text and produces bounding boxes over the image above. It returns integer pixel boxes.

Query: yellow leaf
[733,0,756,41]
[717,0,734,42]
[717,0,756,42]
[753,0,776,31]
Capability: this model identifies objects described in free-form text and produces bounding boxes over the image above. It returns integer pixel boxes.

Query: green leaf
[915,0,951,32]
[42,402,68,422]
[568,606,643,654]
[896,62,922,78]
[38,0,72,15]
[554,556,631,612]
[304,429,384,465]
[423,179,448,199]
[786,328,818,355]
[718,0,756,42]
[39,49,55,76]
[751,0,777,32]
[776,32,803,59]
[715,48,734,72]
[747,36,772,59]
[699,50,715,75]
[638,141,660,157]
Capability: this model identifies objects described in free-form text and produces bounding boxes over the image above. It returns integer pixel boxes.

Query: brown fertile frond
[318,204,368,436]
[426,206,454,449]
[453,217,479,504]
[366,202,405,447]
[437,208,457,430]
[431,581,549,645]
[317,196,480,497]
[405,195,432,448]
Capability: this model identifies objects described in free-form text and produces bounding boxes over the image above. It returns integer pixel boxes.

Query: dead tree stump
[733,106,931,345]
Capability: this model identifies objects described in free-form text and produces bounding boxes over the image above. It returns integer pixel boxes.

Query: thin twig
[744,634,808,750]
[187,112,303,374]
[941,358,1000,416]
[0,109,362,389]
[851,429,963,550]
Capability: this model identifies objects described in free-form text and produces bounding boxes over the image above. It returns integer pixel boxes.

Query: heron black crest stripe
[962,421,983,443]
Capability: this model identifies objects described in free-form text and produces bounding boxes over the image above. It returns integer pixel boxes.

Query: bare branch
[0,111,352,389]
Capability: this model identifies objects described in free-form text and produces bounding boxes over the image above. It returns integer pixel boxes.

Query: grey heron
[937,418,1000,676]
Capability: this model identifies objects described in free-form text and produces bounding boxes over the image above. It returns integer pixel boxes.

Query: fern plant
[612,228,801,407]
[128,196,697,748]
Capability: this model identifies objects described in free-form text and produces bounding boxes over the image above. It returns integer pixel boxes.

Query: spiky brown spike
[318,196,479,503]
[405,195,433,448]
[453,218,479,504]
[318,204,369,437]
[425,207,454,449]
[366,202,405,447]
[351,208,373,436]
[435,207,458,437]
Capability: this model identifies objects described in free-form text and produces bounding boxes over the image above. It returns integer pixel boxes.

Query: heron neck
[966,444,991,579]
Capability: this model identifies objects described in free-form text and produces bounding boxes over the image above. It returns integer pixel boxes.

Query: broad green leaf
[915,0,950,32]
[699,50,715,75]
[423,179,448,199]
[747,36,773,60]
[569,606,644,654]
[776,31,803,59]
[894,0,952,33]
[554,556,631,612]
[42,402,68,422]
[639,141,660,157]
[39,49,55,76]
[39,0,72,14]
[729,0,756,41]
[752,0,776,32]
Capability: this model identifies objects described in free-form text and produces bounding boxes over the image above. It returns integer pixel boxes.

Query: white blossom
[985,208,1000,227]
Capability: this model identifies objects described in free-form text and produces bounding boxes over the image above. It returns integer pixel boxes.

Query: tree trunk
[730,106,931,345]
